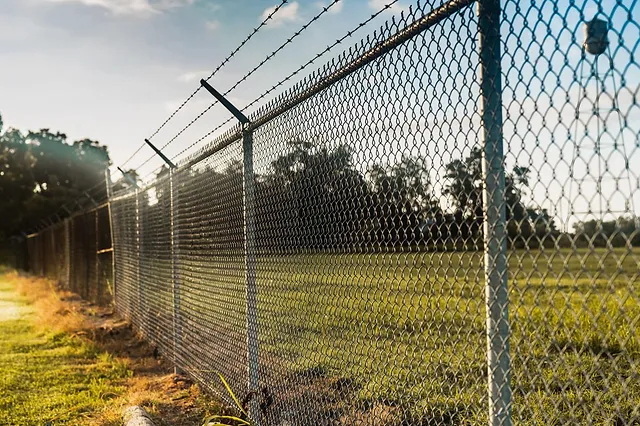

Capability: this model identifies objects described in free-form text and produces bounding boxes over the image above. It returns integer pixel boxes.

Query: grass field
[0,269,225,426]
[247,248,640,424]
[0,274,129,425]
[115,247,640,424]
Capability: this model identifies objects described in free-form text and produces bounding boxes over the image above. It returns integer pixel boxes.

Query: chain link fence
[26,204,113,305]
[23,0,640,424]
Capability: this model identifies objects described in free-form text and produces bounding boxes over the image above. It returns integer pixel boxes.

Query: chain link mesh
[26,204,112,305]
[22,0,640,424]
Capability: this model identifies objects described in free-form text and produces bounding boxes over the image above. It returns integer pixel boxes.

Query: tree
[0,127,35,238]
[443,146,555,247]
[367,155,440,246]
[573,216,640,247]
[258,140,369,250]
[111,169,139,194]
[0,114,111,238]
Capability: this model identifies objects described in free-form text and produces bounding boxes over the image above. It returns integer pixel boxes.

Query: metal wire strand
[170,0,401,165]
[121,0,291,168]
[145,0,347,168]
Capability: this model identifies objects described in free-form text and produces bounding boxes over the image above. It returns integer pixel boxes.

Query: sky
[2,0,639,227]
[0,0,405,170]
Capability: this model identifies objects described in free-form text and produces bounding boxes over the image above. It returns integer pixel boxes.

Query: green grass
[0,279,131,426]
[251,248,640,424]
[137,248,640,424]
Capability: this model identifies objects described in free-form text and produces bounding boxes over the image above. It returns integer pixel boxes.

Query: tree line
[0,114,110,239]
[2,112,636,250]
[144,139,635,252]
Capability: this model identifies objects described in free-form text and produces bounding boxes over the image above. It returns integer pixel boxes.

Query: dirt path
[0,286,31,321]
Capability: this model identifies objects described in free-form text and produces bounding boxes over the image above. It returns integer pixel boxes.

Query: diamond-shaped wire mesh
[501,1,640,424]
[26,205,112,305]
[22,0,640,424]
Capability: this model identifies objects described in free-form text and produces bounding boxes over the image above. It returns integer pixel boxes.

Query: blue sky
[2,0,639,226]
[0,0,405,168]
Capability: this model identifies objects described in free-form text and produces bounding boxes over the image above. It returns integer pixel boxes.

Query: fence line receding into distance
[24,0,640,425]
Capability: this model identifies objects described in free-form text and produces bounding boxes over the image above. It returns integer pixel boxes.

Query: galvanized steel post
[105,169,116,304]
[95,203,99,299]
[169,168,182,373]
[200,78,259,423]
[478,0,512,424]
[135,186,143,322]
[64,218,71,289]
[243,126,260,425]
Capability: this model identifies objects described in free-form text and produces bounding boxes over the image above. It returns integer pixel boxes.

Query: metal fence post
[478,0,512,424]
[95,205,99,301]
[243,126,260,424]
[50,225,56,278]
[199,78,260,422]
[105,169,116,304]
[169,168,182,373]
[65,218,72,290]
[135,186,143,321]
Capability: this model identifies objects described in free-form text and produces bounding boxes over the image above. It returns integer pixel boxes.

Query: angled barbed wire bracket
[200,78,258,424]
[117,166,139,189]
[84,191,98,207]
[144,139,177,169]
[200,79,249,125]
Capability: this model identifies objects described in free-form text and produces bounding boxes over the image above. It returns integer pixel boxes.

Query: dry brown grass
[3,269,223,426]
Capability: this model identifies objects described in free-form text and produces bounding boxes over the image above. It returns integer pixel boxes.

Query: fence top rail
[26,200,110,238]
[248,0,475,131]
[165,0,475,174]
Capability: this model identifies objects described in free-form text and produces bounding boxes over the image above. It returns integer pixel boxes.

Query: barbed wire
[172,116,236,164]
[120,0,290,168]
[120,144,146,169]
[222,0,345,105]
[241,0,402,115]
[168,0,401,164]
[18,0,400,235]
[135,0,347,170]
[149,0,290,141]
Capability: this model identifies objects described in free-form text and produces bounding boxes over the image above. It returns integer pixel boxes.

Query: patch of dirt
[0,295,29,321]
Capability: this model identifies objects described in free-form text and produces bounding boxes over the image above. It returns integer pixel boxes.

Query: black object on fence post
[200,79,250,124]
[478,0,512,424]
[117,167,139,189]
[135,184,144,325]
[144,139,177,169]
[200,78,259,425]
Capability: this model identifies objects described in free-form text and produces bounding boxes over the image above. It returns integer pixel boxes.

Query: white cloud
[330,0,344,13]
[177,70,209,83]
[205,19,220,31]
[260,2,301,28]
[367,0,407,14]
[42,0,195,17]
